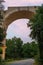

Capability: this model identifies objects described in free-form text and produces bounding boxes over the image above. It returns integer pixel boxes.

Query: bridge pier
[0,38,6,60]
[2,47,6,60]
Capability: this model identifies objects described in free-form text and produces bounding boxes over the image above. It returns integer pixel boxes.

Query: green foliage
[28,5,43,64]
[28,5,43,40]
[0,12,3,22]
[0,57,6,65]
[6,37,23,59]
[6,39,15,59]
[30,41,38,57]
[6,37,38,59]
[0,12,5,42]
[22,42,32,58]
[0,48,2,54]
[22,42,38,58]
[0,27,5,42]
[34,53,40,65]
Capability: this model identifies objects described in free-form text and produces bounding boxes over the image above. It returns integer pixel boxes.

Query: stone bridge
[3,6,38,30]
[2,6,38,60]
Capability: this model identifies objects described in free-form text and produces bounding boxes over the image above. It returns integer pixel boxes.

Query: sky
[5,0,43,7]
[5,0,43,43]
[6,19,33,43]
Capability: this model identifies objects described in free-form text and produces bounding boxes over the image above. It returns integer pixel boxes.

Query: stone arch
[4,10,34,30]
[2,8,35,60]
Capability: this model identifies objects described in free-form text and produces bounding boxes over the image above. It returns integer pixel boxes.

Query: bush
[0,48,2,54]
[0,57,6,65]
[34,54,43,65]
[34,54,40,65]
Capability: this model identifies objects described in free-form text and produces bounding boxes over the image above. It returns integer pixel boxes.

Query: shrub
[0,57,6,65]
[34,54,40,65]
[0,48,2,54]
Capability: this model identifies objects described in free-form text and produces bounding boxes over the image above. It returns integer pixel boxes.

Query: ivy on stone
[0,27,5,42]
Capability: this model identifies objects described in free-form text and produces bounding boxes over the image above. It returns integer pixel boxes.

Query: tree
[22,42,38,58]
[6,39,15,59]
[14,37,23,58]
[22,42,32,58]
[28,5,43,64]
[30,41,38,57]
[6,37,23,59]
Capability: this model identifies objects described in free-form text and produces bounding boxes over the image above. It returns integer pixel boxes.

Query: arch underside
[4,10,34,29]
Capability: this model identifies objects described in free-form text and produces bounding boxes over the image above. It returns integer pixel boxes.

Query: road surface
[8,59,34,65]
